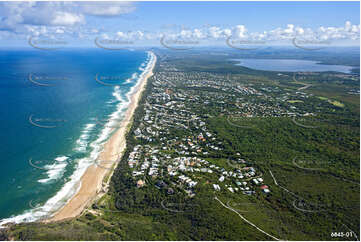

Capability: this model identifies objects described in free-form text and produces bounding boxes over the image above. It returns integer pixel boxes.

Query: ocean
[0,48,151,225]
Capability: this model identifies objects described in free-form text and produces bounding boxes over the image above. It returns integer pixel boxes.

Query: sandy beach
[47,52,156,222]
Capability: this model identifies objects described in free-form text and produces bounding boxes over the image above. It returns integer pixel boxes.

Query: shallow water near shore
[0,48,150,225]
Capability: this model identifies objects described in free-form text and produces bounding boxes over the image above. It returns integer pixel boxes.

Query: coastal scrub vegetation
[3,49,359,241]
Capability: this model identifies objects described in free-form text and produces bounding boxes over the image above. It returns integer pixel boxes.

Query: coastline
[46,51,156,222]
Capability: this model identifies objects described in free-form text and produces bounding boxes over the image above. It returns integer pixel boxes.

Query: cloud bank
[0,2,359,46]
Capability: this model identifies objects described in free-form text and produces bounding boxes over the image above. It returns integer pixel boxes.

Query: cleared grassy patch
[287,100,304,103]
[328,100,345,108]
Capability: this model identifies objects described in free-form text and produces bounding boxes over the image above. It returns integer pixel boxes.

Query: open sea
[0,48,150,225]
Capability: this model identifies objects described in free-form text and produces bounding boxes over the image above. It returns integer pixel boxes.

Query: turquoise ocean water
[0,48,151,225]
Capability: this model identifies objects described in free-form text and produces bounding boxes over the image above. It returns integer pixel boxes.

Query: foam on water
[55,156,69,162]
[124,72,139,84]
[37,156,69,184]
[0,51,155,227]
[74,123,96,153]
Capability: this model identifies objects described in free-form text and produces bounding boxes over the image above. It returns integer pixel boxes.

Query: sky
[0,1,359,48]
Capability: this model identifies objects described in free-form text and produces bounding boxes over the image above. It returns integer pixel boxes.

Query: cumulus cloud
[0,2,358,46]
[80,1,135,16]
[0,1,136,35]
[0,2,81,28]
[233,25,247,38]
[156,22,359,44]
[51,12,85,26]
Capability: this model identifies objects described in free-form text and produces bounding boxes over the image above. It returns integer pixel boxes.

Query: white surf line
[214,196,280,241]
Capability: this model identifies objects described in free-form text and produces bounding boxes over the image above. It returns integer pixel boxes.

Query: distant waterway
[232,58,354,73]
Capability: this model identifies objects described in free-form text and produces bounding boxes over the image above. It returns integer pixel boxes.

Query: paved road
[297,84,312,91]
[293,73,312,91]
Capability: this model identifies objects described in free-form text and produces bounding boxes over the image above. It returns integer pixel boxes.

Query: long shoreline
[46,51,157,222]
